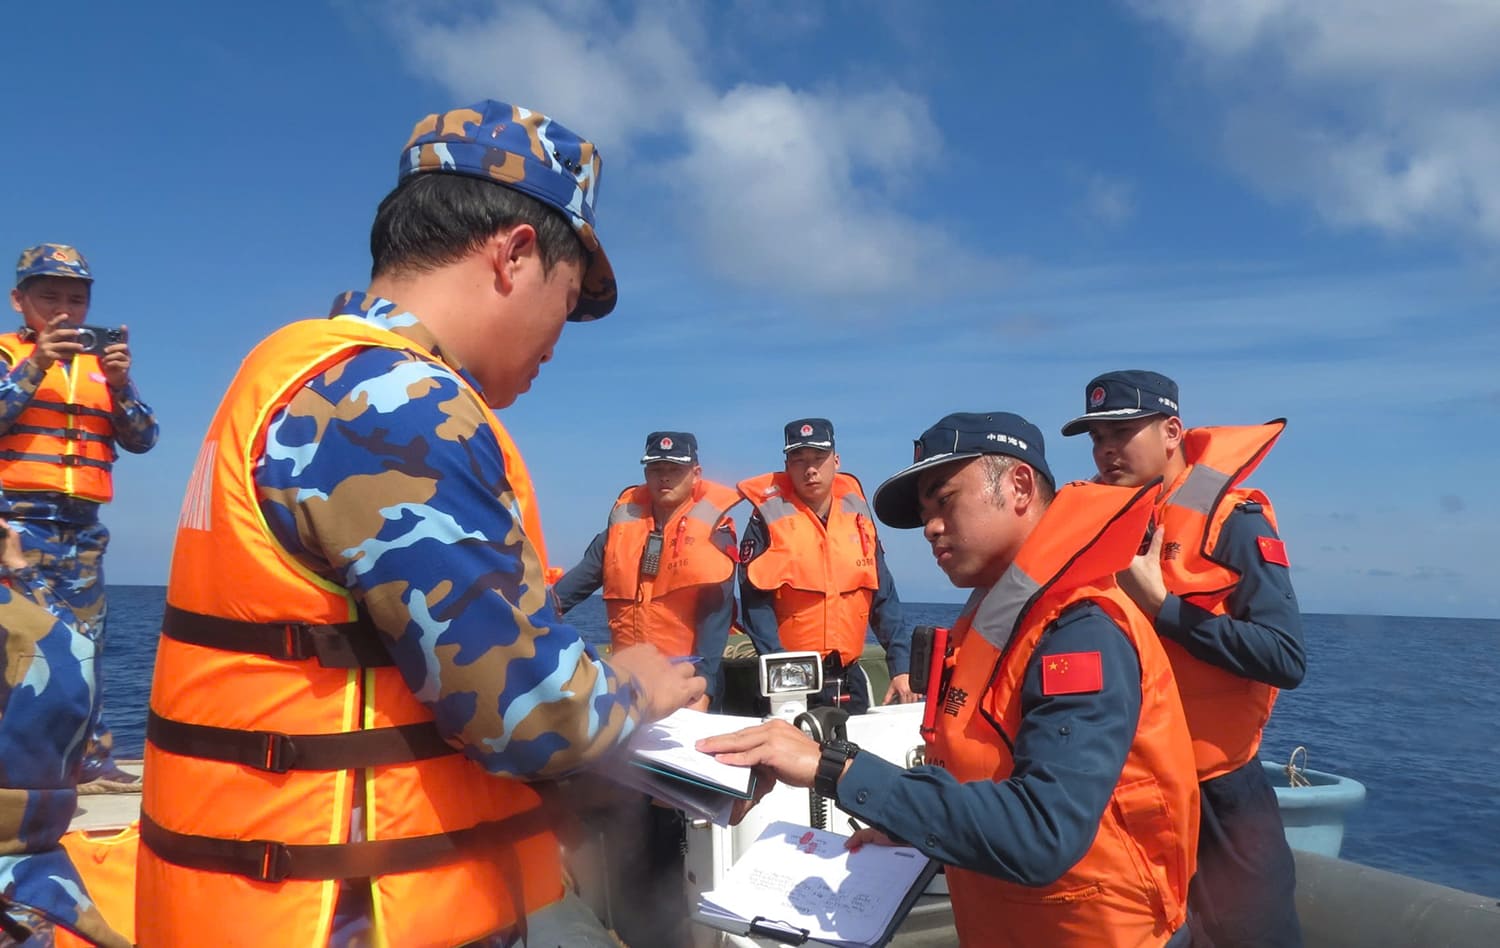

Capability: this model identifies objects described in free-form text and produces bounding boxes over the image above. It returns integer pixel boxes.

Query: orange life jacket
[601,479,740,654]
[1158,420,1286,781]
[737,472,879,667]
[0,334,116,502]
[59,825,139,946]
[137,316,565,948]
[927,481,1199,948]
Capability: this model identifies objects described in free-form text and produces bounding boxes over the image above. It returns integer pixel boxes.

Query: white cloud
[381,0,997,302]
[1129,0,1500,247]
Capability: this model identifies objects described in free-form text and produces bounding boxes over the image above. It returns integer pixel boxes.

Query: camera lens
[76,328,97,350]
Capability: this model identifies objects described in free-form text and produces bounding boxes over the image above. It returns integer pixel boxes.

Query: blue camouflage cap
[873,411,1055,529]
[399,100,616,321]
[15,243,93,286]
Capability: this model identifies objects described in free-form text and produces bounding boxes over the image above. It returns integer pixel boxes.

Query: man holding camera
[738,418,915,713]
[1,243,159,789]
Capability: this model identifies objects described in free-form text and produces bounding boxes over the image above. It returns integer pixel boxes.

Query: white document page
[628,708,763,796]
[699,821,933,948]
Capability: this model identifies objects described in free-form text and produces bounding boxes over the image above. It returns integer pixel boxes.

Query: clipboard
[695,821,941,948]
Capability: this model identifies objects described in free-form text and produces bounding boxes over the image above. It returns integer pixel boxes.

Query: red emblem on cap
[1089,386,1106,408]
[660,437,672,449]
[800,424,813,437]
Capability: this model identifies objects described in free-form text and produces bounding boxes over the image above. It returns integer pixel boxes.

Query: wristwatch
[814,738,859,800]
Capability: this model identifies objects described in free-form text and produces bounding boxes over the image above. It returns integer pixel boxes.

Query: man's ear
[1011,463,1038,514]
[832,453,841,472]
[492,223,539,294]
[1162,416,1184,453]
[9,288,24,314]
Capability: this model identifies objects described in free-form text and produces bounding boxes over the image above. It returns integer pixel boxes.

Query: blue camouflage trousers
[12,518,120,780]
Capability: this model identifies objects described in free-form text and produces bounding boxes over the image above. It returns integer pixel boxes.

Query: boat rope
[1285,745,1312,788]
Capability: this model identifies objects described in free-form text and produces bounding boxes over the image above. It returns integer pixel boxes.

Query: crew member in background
[1,244,159,790]
[0,516,131,948]
[703,411,1198,948]
[553,430,740,948]
[1062,369,1305,948]
[738,418,913,712]
[554,430,739,709]
[135,99,703,947]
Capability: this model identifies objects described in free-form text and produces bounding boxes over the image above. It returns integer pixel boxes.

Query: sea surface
[99,587,1500,899]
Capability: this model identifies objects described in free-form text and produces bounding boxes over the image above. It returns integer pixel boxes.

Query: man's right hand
[609,643,707,723]
[30,313,83,370]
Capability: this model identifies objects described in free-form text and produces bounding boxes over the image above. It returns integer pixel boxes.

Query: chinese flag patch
[1257,536,1290,567]
[1041,652,1103,696]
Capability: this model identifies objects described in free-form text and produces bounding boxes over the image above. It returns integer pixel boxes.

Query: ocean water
[99,587,1500,899]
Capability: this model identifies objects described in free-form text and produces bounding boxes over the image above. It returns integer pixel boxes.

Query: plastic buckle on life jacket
[60,454,82,466]
[260,732,297,773]
[253,840,294,883]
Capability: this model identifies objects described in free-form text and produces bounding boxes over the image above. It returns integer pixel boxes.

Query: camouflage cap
[15,243,93,286]
[400,100,617,321]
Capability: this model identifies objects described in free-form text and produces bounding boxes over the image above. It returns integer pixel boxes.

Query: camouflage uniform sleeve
[254,346,642,779]
[0,357,44,434]
[109,378,159,454]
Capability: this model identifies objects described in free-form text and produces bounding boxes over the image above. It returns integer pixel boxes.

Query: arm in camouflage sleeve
[109,379,159,453]
[0,358,44,434]
[255,346,643,780]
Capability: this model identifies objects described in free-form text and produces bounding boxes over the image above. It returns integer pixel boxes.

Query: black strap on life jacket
[160,604,395,668]
[138,806,555,884]
[146,709,455,774]
[0,449,114,470]
[25,398,114,422]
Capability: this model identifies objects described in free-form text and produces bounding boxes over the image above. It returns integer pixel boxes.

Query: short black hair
[369,173,586,280]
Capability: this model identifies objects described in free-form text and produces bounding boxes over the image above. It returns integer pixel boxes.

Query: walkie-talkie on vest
[640,530,663,577]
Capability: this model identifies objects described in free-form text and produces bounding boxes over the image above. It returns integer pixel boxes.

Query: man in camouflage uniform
[138,99,703,947]
[0,517,131,947]
[2,244,159,788]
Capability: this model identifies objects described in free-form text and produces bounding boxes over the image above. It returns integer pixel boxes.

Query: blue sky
[3,0,1496,618]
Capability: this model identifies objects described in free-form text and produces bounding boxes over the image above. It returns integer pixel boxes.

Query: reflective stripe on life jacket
[1159,420,1286,780]
[601,479,740,654]
[737,471,879,667]
[0,334,116,502]
[927,480,1198,948]
[138,316,564,948]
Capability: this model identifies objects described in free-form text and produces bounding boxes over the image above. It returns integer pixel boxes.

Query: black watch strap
[815,739,859,800]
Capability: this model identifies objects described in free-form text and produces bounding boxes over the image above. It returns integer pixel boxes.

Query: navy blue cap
[873,412,1055,529]
[1060,370,1180,437]
[783,418,835,453]
[641,431,698,465]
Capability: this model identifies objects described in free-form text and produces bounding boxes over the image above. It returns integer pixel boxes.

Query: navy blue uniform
[1162,503,1305,948]
[554,526,733,703]
[738,510,909,713]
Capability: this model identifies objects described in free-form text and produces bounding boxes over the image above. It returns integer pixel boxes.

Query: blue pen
[670,655,704,666]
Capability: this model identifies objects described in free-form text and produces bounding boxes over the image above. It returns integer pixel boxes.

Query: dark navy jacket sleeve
[1155,504,1306,689]
[553,529,607,615]
[869,541,910,677]
[737,511,784,656]
[836,603,1142,885]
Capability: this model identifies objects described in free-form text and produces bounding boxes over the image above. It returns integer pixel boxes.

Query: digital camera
[74,325,125,356]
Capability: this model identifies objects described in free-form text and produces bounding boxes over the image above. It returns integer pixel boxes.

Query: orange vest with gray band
[0,335,116,502]
[137,316,565,948]
[1158,420,1286,781]
[601,480,740,655]
[738,472,879,668]
[927,481,1198,948]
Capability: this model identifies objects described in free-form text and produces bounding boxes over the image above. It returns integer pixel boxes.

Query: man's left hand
[1116,526,1168,619]
[697,719,821,789]
[100,326,132,389]
[883,673,919,705]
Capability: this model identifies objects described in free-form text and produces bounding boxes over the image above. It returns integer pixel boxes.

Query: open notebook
[610,708,762,823]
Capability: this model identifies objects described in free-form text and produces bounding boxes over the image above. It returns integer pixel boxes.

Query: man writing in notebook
[702,412,1199,948]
